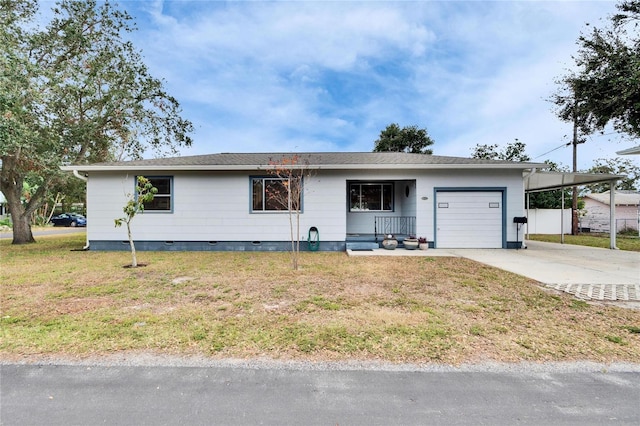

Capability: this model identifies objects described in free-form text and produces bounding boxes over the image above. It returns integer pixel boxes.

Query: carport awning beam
[525,172,623,193]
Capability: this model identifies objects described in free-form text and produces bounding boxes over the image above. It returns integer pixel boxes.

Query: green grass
[1,234,639,364]
[528,233,640,251]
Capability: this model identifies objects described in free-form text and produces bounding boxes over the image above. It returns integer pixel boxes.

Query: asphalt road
[1,362,639,425]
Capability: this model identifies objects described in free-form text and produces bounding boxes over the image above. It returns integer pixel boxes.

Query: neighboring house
[62,152,545,251]
[0,191,7,218]
[581,191,640,232]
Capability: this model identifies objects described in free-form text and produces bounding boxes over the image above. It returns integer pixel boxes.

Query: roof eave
[61,163,545,173]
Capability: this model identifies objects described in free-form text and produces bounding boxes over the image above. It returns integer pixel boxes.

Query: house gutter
[71,169,90,250]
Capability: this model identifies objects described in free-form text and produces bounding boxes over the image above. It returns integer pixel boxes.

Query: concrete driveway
[349,240,639,304]
[449,240,639,286]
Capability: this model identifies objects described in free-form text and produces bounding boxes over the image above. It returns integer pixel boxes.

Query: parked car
[50,213,86,227]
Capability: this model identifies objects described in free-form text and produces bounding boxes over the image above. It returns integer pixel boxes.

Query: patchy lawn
[1,234,639,364]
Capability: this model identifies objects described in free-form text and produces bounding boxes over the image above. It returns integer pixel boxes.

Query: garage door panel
[436,191,503,249]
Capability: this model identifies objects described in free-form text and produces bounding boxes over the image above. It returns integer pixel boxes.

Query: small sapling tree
[265,155,312,270]
[115,176,157,267]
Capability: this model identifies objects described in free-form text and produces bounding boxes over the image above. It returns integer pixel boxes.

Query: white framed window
[349,182,393,212]
[137,176,172,211]
[251,177,302,212]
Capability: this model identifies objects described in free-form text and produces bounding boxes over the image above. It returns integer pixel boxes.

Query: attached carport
[524,171,623,249]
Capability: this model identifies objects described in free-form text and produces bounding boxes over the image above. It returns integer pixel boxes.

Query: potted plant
[418,236,428,250]
[403,235,419,250]
[382,234,398,250]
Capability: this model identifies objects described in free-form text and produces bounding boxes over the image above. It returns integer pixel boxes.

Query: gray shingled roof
[68,152,544,170]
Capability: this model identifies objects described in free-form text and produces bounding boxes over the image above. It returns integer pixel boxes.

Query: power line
[534,143,569,159]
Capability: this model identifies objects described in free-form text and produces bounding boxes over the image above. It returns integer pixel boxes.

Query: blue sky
[90,1,640,169]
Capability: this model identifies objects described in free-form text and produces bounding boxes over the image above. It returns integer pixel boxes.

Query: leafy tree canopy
[470,141,577,209]
[553,0,640,138]
[470,139,531,162]
[373,123,434,154]
[584,157,640,192]
[0,0,194,244]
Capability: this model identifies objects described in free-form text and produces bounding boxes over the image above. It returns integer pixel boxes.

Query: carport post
[560,175,565,244]
[525,192,530,240]
[610,182,617,249]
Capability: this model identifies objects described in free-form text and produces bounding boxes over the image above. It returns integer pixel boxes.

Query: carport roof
[616,145,640,155]
[525,171,623,192]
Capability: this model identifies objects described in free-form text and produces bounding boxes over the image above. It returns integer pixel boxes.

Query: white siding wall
[88,171,347,242]
[87,168,526,244]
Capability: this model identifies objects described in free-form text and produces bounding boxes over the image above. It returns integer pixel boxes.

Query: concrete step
[346,242,380,251]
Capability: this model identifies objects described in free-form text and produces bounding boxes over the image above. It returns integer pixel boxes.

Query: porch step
[346,242,380,251]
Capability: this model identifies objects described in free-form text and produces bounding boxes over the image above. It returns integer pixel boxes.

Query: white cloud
[117,0,637,171]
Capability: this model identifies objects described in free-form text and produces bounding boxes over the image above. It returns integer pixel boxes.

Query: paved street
[2,362,639,425]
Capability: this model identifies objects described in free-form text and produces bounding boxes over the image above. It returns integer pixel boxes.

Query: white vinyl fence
[525,209,572,235]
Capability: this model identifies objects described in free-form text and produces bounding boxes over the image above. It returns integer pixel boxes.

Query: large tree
[0,0,193,244]
[555,1,640,139]
[373,123,434,154]
[552,0,640,234]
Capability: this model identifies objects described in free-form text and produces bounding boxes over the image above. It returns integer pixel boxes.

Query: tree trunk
[10,209,35,244]
[126,221,137,267]
[1,155,49,244]
[0,186,36,245]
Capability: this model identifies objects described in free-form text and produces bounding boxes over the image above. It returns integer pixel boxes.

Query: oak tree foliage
[470,139,531,162]
[585,157,640,192]
[373,123,434,154]
[553,1,640,139]
[0,0,193,244]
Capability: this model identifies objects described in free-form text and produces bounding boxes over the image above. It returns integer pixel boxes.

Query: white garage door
[436,191,503,249]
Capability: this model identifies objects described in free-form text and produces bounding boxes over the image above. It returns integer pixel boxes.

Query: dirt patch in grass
[1,234,639,364]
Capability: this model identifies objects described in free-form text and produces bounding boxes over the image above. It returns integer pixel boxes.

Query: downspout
[73,169,87,182]
[72,169,90,250]
[610,182,618,250]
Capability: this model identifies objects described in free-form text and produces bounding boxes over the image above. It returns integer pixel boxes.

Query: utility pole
[571,100,585,235]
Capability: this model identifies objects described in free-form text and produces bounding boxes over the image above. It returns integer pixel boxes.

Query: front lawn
[1,234,639,364]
